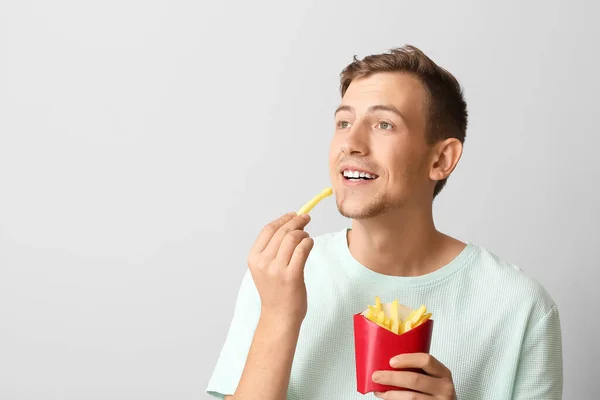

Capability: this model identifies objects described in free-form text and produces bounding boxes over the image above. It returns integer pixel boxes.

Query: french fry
[415,312,432,326]
[390,300,400,334]
[406,305,427,325]
[376,310,385,325]
[375,296,382,311]
[368,305,381,315]
[365,311,377,325]
[365,309,376,320]
[296,187,333,215]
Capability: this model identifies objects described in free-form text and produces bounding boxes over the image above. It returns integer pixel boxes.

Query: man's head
[329,45,468,220]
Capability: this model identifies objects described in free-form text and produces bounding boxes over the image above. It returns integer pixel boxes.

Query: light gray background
[0,1,598,399]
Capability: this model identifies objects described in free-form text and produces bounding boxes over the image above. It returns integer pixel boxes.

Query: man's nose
[340,123,369,156]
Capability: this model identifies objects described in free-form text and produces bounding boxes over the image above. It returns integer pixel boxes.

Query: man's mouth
[341,169,379,181]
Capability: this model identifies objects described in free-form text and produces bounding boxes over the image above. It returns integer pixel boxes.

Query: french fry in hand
[296,187,333,215]
[363,296,431,335]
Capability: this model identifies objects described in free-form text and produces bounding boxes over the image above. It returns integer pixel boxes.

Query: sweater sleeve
[206,270,261,399]
[512,304,563,399]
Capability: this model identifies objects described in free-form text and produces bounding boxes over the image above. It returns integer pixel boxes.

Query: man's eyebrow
[334,104,406,121]
[334,105,353,116]
[367,105,406,121]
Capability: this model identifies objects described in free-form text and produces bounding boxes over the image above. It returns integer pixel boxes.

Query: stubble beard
[336,191,405,220]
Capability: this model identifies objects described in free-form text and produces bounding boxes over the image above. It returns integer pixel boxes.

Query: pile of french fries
[364,296,432,335]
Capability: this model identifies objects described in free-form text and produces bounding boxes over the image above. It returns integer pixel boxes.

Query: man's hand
[371,353,457,399]
[247,212,313,325]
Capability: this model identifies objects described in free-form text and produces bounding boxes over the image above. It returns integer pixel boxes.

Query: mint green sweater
[207,229,563,399]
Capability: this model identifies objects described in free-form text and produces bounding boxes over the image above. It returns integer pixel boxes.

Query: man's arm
[209,212,313,400]
[512,304,563,399]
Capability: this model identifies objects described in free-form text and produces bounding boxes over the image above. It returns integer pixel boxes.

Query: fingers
[389,353,452,379]
[275,230,310,266]
[372,354,456,399]
[372,370,438,395]
[261,213,311,260]
[250,212,296,255]
[288,237,314,273]
[373,390,430,399]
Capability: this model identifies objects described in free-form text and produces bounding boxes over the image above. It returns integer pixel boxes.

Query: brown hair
[339,45,468,198]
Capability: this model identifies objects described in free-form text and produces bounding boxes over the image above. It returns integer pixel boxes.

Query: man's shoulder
[469,243,557,317]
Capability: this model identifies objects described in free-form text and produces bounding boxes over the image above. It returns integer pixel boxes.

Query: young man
[206,45,563,399]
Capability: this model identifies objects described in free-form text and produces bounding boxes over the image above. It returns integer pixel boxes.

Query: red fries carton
[353,297,434,394]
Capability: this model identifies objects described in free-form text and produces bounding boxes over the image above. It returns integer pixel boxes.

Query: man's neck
[347,204,465,277]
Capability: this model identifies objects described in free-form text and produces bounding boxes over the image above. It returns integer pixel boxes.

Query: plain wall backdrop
[1,0,598,399]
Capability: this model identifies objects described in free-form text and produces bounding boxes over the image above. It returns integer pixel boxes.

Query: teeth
[342,170,377,179]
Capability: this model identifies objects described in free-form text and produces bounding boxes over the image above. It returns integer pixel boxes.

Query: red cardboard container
[353,314,434,394]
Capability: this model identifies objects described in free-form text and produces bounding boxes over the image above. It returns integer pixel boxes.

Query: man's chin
[335,192,395,220]
[337,203,385,220]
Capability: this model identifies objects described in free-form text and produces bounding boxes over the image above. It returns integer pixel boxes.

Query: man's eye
[378,121,393,130]
[337,121,351,129]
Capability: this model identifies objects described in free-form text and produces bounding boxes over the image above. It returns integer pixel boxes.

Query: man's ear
[429,138,463,182]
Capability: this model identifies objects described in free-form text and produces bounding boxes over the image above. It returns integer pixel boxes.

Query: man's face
[328,72,435,219]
